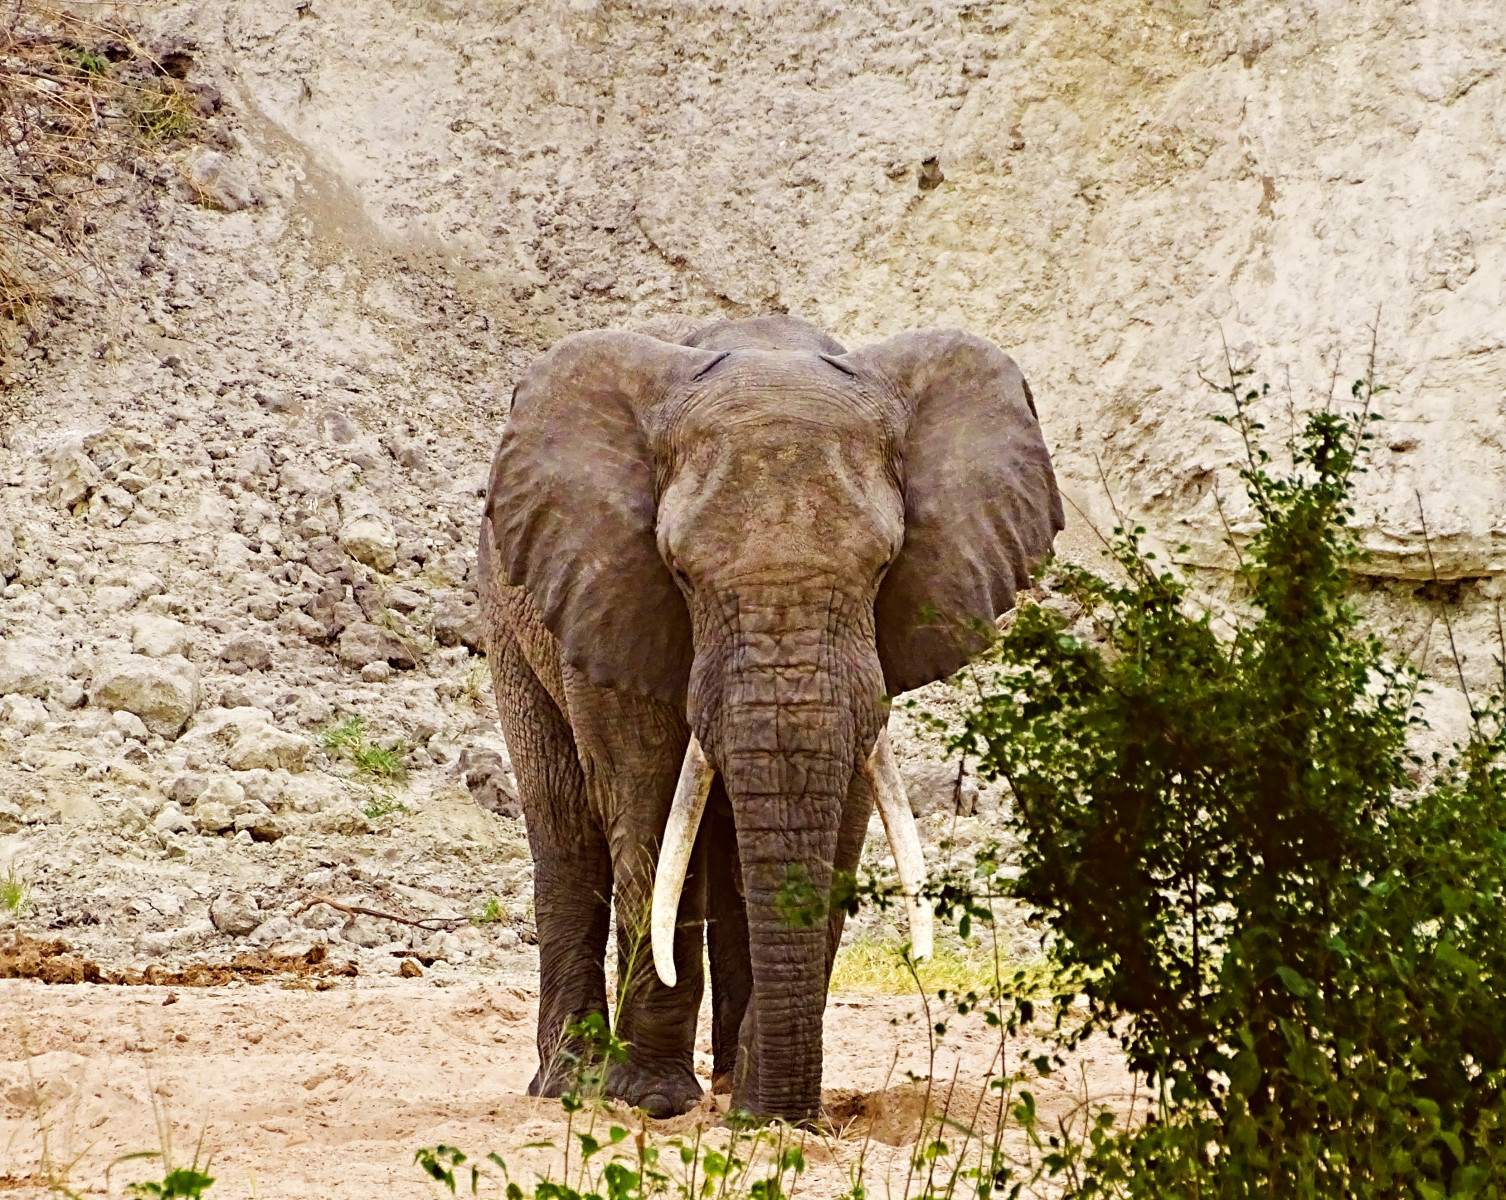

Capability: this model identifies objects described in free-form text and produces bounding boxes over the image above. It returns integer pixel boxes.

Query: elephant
[477,314,1062,1125]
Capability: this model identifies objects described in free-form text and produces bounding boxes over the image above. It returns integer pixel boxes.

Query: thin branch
[1209,477,1245,569]
[1415,491,1477,728]
[289,895,469,931]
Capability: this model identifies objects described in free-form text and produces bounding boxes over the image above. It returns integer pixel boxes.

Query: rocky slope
[0,0,1499,977]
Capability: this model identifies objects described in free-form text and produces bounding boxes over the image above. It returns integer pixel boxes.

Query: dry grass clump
[0,0,218,381]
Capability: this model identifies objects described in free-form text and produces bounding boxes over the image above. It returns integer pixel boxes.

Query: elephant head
[482,315,1062,1121]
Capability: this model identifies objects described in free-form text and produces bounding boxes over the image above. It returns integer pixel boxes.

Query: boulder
[0,637,59,698]
[337,622,418,670]
[91,655,200,738]
[338,514,397,573]
[224,724,309,772]
[210,891,261,936]
[131,614,192,658]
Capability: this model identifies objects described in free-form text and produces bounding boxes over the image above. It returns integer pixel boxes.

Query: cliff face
[218,0,1505,662]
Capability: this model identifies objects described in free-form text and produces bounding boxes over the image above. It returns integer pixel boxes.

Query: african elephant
[478,315,1062,1124]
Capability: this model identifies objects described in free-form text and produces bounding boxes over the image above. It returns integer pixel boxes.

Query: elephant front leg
[606,825,707,1118]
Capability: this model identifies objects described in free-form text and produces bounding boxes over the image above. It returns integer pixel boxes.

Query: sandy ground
[0,974,1138,1199]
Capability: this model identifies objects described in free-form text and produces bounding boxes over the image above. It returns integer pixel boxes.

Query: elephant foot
[527,1067,570,1099]
[607,1062,703,1118]
[710,1071,734,1097]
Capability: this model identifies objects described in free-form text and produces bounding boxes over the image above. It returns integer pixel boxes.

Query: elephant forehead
[676,353,895,437]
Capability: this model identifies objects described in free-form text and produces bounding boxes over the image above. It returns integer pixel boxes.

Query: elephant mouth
[649,727,932,990]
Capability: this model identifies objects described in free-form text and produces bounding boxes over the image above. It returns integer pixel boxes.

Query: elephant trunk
[717,693,849,1124]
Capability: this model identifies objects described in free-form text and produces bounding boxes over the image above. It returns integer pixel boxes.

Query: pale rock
[111,710,150,741]
[210,891,261,936]
[91,655,200,738]
[0,798,24,833]
[198,775,246,808]
[360,661,392,682]
[224,724,309,772]
[46,448,100,510]
[236,768,285,809]
[152,802,196,835]
[343,914,391,948]
[192,798,235,834]
[0,526,16,581]
[1,694,49,734]
[0,638,59,698]
[87,485,134,527]
[283,772,341,813]
[338,513,397,572]
[131,614,192,658]
[220,631,273,671]
[50,681,85,711]
[235,810,285,841]
[249,915,292,945]
[313,801,373,836]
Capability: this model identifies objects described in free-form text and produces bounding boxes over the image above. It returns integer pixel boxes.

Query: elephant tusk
[651,733,716,988]
[867,728,933,961]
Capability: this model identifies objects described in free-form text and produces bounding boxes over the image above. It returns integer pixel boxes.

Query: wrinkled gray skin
[478,315,1062,1124]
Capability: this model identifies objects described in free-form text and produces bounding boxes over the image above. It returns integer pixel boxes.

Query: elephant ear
[481,330,723,706]
[848,329,1064,696]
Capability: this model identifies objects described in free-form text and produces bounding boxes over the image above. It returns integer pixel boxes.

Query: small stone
[339,514,398,573]
[153,802,196,834]
[91,655,200,738]
[131,614,193,658]
[112,709,151,741]
[224,724,309,772]
[0,798,23,833]
[343,915,390,948]
[237,768,285,809]
[166,773,208,805]
[337,623,418,670]
[898,760,981,818]
[384,587,423,613]
[51,681,85,710]
[193,798,235,833]
[1,694,48,734]
[220,685,253,709]
[250,915,292,945]
[399,958,424,979]
[236,812,284,841]
[433,597,484,651]
[189,150,256,212]
[210,891,261,936]
[0,637,59,698]
[220,632,273,672]
[199,775,247,807]
[361,661,392,682]
[87,485,135,527]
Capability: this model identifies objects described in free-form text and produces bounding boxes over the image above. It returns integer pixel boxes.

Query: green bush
[950,370,1506,1196]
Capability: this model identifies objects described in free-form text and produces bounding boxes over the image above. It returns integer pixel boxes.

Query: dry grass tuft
[0,0,214,383]
[829,934,1048,996]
